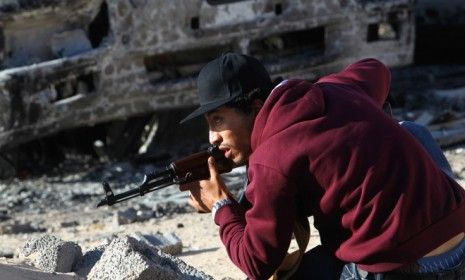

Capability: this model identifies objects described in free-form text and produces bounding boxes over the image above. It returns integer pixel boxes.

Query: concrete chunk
[87,235,212,280]
[19,235,82,273]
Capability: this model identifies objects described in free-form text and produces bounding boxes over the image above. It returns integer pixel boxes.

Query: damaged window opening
[191,17,200,30]
[367,23,399,42]
[88,1,110,48]
[78,73,96,93]
[52,73,96,103]
[367,12,401,43]
[275,3,283,16]
[144,45,233,83]
[0,29,4,67]
[249,26,325,59]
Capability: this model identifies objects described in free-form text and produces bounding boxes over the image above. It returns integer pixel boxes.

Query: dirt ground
[0,145,464,280]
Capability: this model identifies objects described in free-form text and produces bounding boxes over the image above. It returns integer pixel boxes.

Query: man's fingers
[188,193,210,213]
[208,156,219,179]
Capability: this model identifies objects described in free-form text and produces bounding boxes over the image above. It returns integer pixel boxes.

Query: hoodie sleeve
[214,164,296,279]
[316,58,391,108]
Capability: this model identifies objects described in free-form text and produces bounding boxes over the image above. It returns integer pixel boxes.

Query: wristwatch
[211,198,232,220]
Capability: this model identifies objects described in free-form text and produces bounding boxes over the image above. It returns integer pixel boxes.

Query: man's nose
[209,130,221,145]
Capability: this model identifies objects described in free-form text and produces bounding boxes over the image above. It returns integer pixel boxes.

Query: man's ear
[251,99,264,117]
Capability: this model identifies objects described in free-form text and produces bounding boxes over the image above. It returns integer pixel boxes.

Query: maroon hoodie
[214,59,465,279]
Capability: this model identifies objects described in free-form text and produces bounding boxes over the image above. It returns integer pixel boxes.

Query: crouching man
[180,52,465,280]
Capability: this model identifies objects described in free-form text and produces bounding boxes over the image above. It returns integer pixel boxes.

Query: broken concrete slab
[431,127,465,147]
[131,231,183,255]
[113,207,138,225]
[435,87,465,99]
[434,87,465,109]
[415,111,435,126]
[19,235,82,273]
[111,206,155,225]
[429,117,465,131]
[0,219,44,234]
[136,209,154,221]
[0,262,81,280]
[0,247,15,258]
[87,235,212,280]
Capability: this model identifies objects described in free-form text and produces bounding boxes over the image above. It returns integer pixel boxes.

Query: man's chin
[232,157,247,167]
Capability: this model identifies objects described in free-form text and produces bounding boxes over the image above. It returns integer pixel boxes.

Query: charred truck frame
[0,0,414,176]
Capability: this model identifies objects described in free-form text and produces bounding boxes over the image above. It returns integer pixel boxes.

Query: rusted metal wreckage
[0,0,414,175]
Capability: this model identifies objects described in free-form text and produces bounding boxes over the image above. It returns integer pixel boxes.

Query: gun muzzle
[97,181,115,207]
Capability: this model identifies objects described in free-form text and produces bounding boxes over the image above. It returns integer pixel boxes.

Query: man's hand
[179,157,231,212]
[181,181,210,213]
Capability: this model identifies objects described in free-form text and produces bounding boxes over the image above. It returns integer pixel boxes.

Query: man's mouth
[219,146,232,159]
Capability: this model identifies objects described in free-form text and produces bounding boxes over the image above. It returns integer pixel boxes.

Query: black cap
[180,53,272,123]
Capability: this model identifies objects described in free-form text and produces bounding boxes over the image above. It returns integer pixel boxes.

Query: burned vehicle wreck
[0,0,414,177]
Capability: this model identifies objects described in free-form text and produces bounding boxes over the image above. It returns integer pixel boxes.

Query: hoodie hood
[251,59,391,151]
[251,79,326,150]
[316,58,391,108]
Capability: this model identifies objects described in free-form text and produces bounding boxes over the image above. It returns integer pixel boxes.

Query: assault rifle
[97,145,233,207]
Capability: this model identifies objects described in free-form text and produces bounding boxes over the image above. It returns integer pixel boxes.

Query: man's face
[205,106,255,166]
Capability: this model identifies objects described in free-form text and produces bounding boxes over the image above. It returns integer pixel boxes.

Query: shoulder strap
[271,216,310,280]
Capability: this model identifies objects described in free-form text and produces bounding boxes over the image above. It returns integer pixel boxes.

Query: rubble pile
[0,156,247,216]
[0,158,246,243]
[392,109,465,148]
[87,235,210,280]
[388,65,465,148]
[19,235,82,273]
[1,234,212,280]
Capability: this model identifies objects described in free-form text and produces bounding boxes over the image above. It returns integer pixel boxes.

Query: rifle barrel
[97,168,175,207]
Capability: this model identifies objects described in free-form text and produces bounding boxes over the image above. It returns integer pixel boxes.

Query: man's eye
[213,117,223,126]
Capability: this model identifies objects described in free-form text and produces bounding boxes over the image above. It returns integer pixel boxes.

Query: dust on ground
[0,145,464,280]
